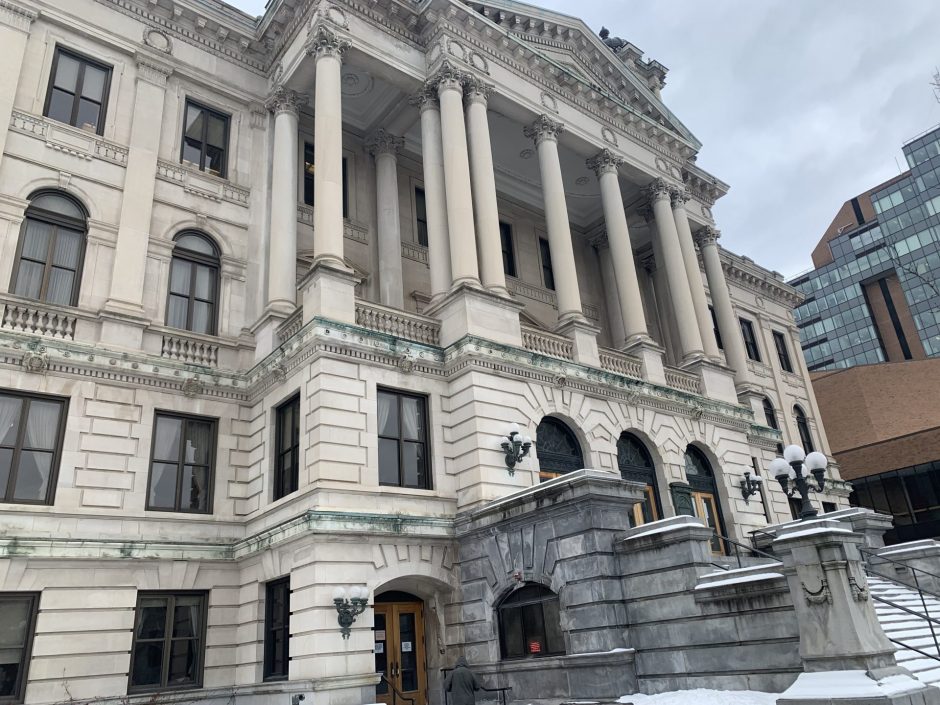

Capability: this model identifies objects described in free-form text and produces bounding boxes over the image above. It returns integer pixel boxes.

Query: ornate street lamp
[770,445,829,520]
[332,585,369,639]
[739,471,763,503]
[500,423,532,476]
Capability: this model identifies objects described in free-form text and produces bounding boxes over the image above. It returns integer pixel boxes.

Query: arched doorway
[535,417,584,482]
[684,445,728,554]
[374,591,427,705]
[617,432,661,526]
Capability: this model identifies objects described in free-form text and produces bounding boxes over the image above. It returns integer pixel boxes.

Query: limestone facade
[0,0,847,704]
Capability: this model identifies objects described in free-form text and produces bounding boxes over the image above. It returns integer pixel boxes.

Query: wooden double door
[374,599,427,705]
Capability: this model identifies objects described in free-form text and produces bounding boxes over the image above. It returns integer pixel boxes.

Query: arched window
[497,583,565,659]
[618,432,660,527]
[535,417,583,482]
[794,405,814,453]
[684,445,727,554]
[11,191,87,306]
[166,232,220,335]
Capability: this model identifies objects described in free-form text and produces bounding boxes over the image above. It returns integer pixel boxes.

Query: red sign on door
[528,640,542,654]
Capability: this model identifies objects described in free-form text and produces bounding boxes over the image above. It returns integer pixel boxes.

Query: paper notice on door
[402,641,413,652]
[375,630,386,641]
[375,642,384,654]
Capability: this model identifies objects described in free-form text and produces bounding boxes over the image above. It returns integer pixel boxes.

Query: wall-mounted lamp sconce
[739,470,763,504]
[500,423,532,476]
[332,585,369,639]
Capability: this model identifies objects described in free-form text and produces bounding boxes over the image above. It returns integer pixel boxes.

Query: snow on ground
[617,688,779,705]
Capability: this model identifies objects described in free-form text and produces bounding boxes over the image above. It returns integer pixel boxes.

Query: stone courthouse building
[0,0,850,704]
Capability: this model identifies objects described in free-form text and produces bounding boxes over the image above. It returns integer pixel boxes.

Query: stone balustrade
[354,301,440,346]
[664,367,702,395]
[598,348,643,379]
[160,333,220,367]
[521,325,574,361]
[1,301,78,340]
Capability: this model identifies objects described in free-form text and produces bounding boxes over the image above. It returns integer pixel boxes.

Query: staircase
[868,575,940,687]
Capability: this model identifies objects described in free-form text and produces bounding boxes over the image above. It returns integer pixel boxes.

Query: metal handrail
[380,673,416,705]
[868,591,940,665]
[714,531,778,569]
[861,547,940,596]
[441,668,512,705]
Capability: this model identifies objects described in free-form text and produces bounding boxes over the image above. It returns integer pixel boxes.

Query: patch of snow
[780,670,928,698]
[701,562,782,578]
[777,525,853,539]
[618,688,778,704]
[695,572,784,589]
[622,524,697,541]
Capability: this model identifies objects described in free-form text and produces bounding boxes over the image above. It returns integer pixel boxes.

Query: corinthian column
[433,61,480,287]
[410,88,451,300]
[464,76,507,296]
[587,149,649,346]
[265,88,307,312]
[524,115,584,323]
[647,179,704,363]
[367,129,405,309]
[308,26,349,267]
[695,227,750,387]
[672,188,720,359]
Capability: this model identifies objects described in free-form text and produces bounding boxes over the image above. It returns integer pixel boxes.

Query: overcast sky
[229,0,940,278]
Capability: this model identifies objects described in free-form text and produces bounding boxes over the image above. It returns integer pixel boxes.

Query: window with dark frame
[740,318,761,361]
[0,390,68,506]
[181,100,230,178]
[146,412,216,514]
[302,145,349,219]
[708,305,723,350]
[166,232,220,336]
[44,46,112,135]
[415,187,429,247]
[0,592,38,704]
[794,406,815,453]
[377,389,430,490]
[497,583,565,659]
[11,192,87,307]
[499,221,517,278]
[264,578,291,681]
[538,237,555,291]
[772,331,794,372]
[273,396,300,501]
[129,592,207,692]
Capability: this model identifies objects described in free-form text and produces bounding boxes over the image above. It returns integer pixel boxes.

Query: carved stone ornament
[670,187,691,208]
[408,85,438,112]
[136,56,173,87]
[366,129,404,157]
[181,377,204,398]
[398,354,415,374]
[269,362,287,385]
[430,60,467,94]
[539,91,558,113]
[644,178,672,203]
[463,75,492,105]
[552,373,567,388]
[21,350,48,375]
[306,25,350,60]
[143,28,172,54]
[849,576,870,602]
[694,226,720,249]
[265,87,308,116]
[802,578,833,606]
[689,404,705,420]
[625,389,641,405]
[523,114,565,146]
[586,148,624,178]
[601,127,618,146]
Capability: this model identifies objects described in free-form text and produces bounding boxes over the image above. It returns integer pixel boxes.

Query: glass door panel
[373,601,426,705]
[693,491,725,555]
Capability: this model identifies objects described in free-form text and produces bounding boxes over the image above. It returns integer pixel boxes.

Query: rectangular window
[415,188,428,247]
[274,396,300,501]
[499,221,517,278]
[708,305,723,350]
[146,412,216,514]
[302,145,349,218]
[0,391,68,506]
[129,592,207,692]
[44,46,112,135]
[377,389,430,490]
[538,237,555,291]
[0,593,38,704]
[181,99,231,178]
[740,318,761,361]
[264,578,291,681]
[772,331,794,372]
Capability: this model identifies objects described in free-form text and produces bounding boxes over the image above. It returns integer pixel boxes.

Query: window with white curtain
[377,389,430,489]
[11,192,87,307]
[166,232,220,336]
[0,390,68,506]
[146,412,216,513]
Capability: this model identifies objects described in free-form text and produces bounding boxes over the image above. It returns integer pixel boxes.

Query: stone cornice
[719,249,804,308]
[0,0,37,32]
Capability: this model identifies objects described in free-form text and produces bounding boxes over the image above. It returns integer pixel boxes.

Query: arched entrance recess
[618,432,661,526]
[535,417,584,482]
[374,590,427,705]
[684,445,728,554]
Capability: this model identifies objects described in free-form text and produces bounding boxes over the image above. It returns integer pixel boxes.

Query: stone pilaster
[366,129,405,309]
[0,1,36,169]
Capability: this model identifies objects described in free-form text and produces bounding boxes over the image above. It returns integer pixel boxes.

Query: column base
[98,306,148,350]
[623,336,666,386]
[250,304,295,361]
[776,668,940,705]
[425,281,524,348]
[737,382,770,418]
[555,317,600,367]
[683,357,738,404]
[300,259,359,326]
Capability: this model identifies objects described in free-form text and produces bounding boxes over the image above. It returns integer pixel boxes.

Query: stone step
[868,575,940,687]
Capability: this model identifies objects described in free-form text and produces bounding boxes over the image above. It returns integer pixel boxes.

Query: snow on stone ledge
[779,670,928,699]
[617,688,778,704]
[694,572,785,590]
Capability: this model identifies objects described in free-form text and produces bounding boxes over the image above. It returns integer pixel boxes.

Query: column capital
[408,85,439,113]
[135,53,174,88]
[670,186,691,208]
[586,148,624,178]
[523,114,565,146]
[644,178,672,204]
[306,25,350,61]
[430,59,468,95]
[463,75,492,105]
[0,1,37,32]
[694,226,721,248]
[265,87,308,116]
[589,231,609,249]
[366,128,404,157]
